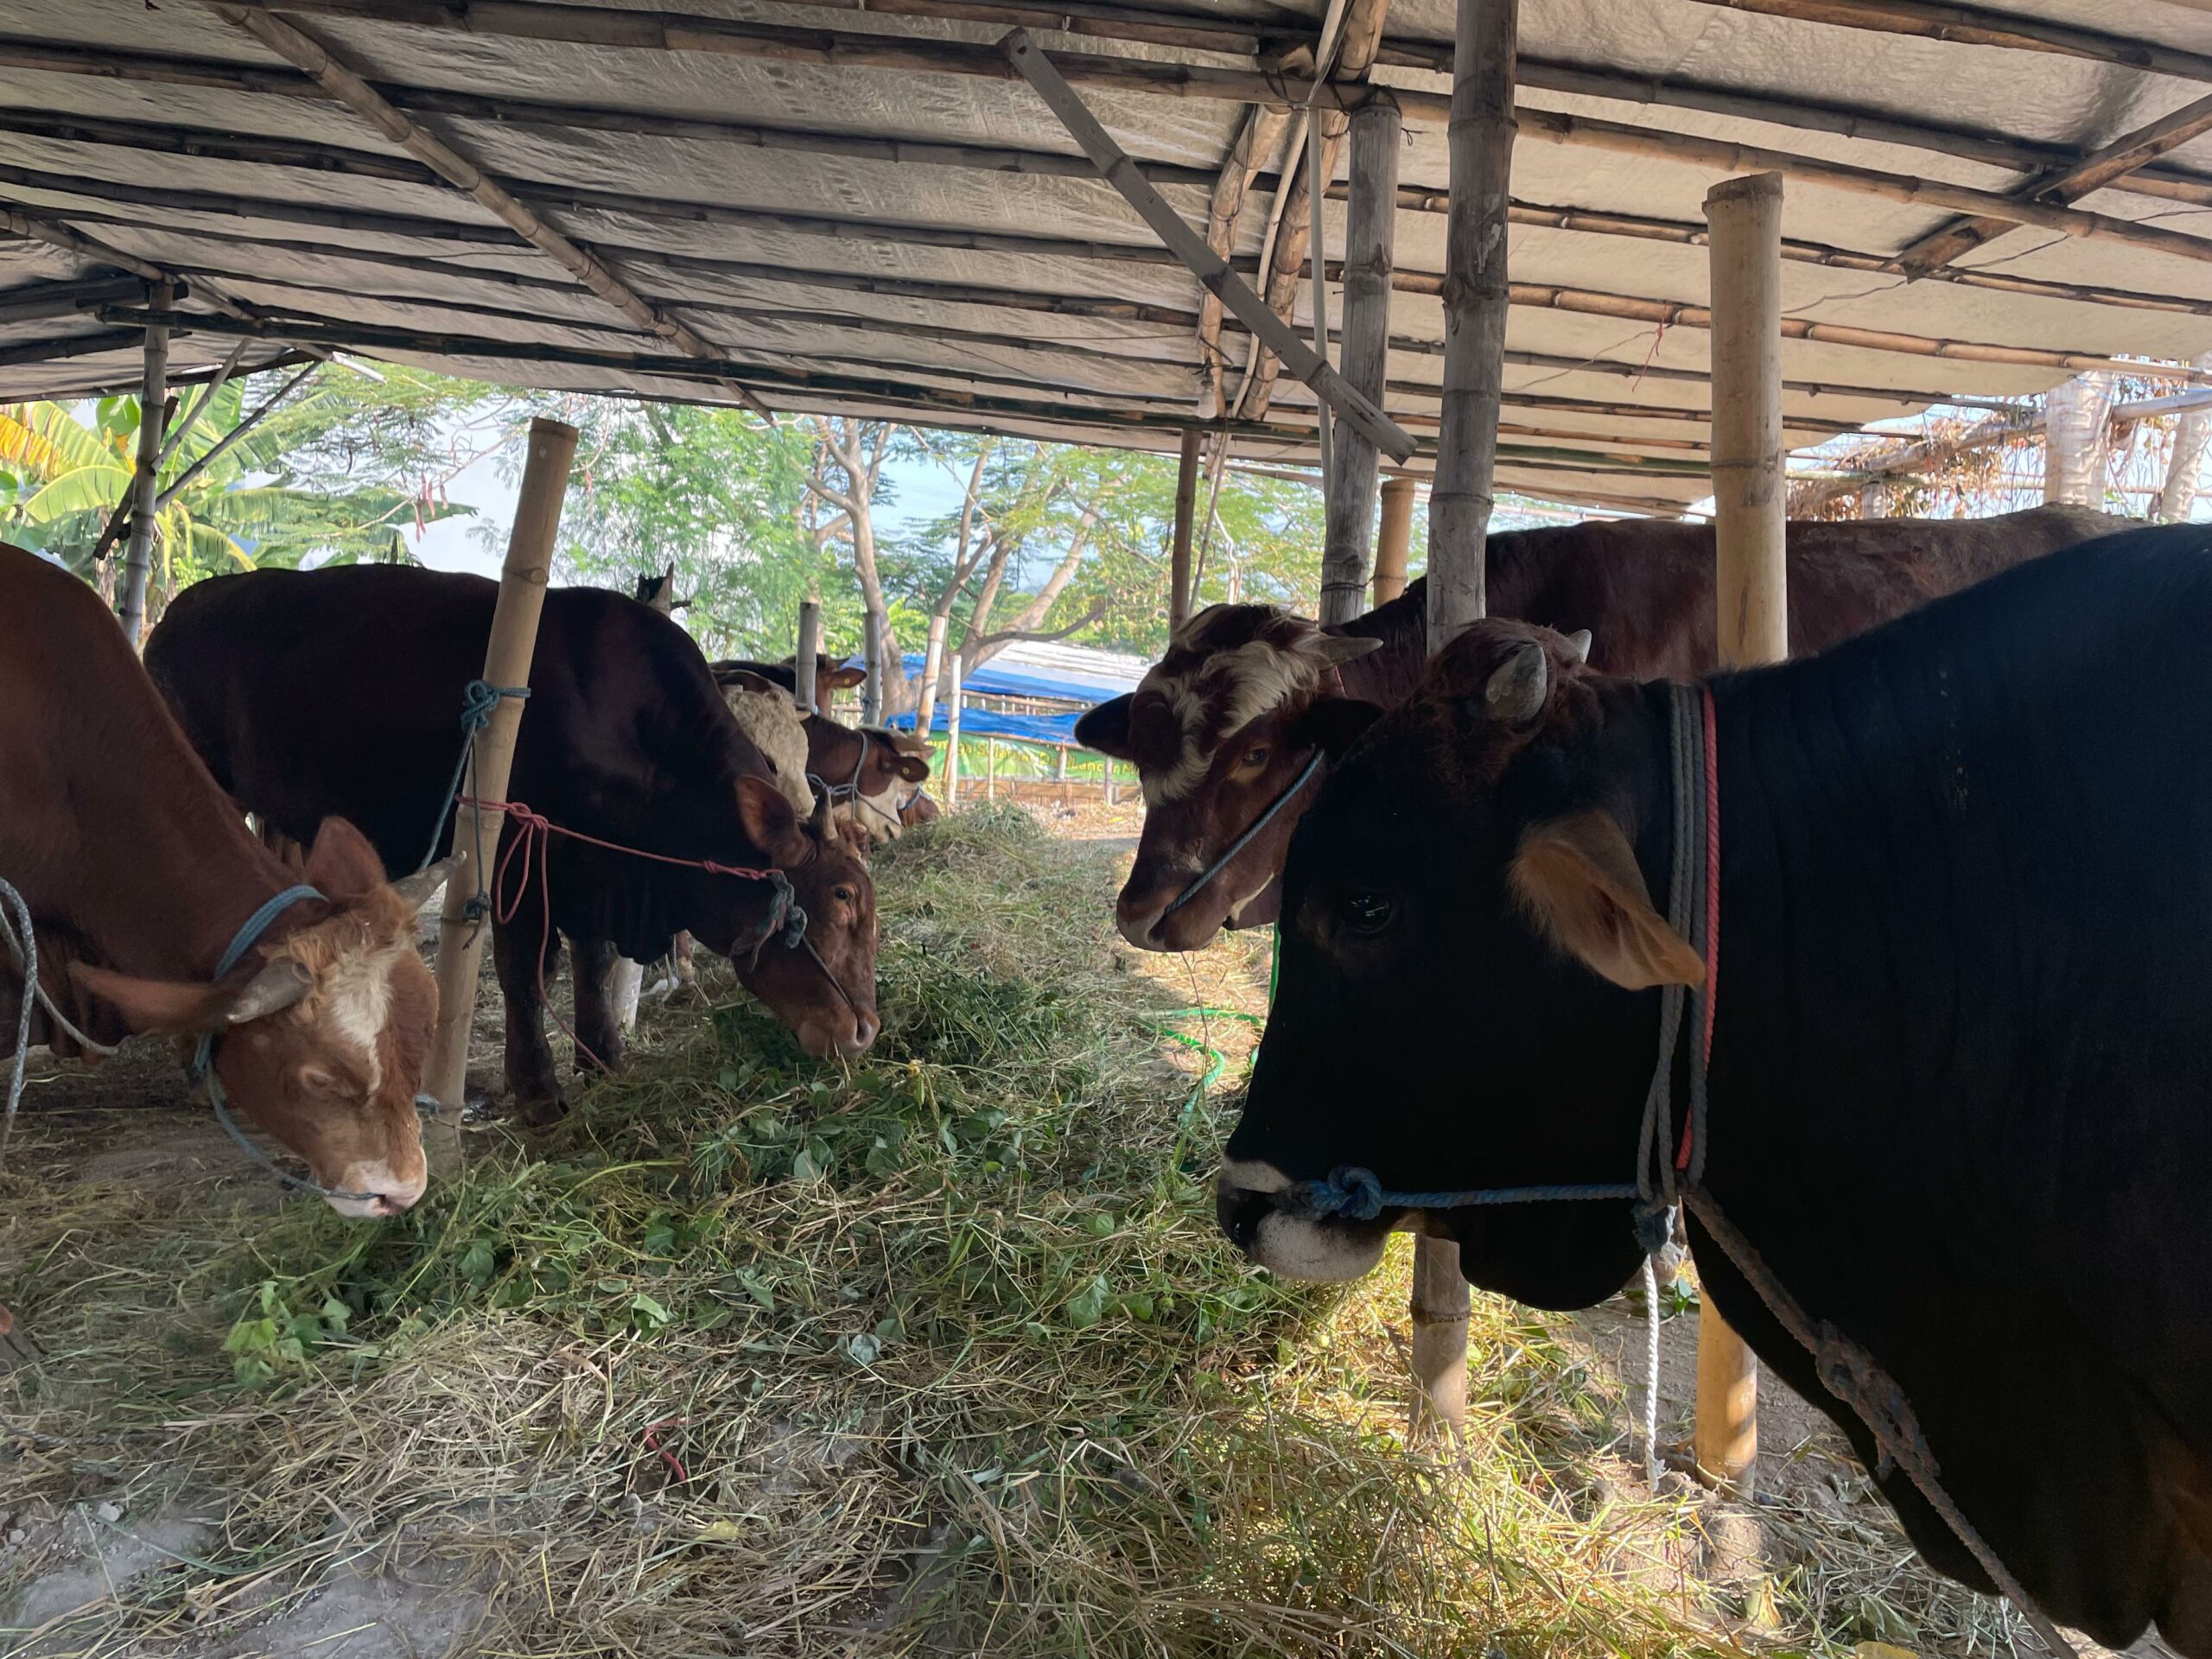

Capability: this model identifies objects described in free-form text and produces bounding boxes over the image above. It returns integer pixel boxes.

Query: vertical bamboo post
[794,600,821,713]
[1171,428,1202,630]
[1374,477,1414,605]
[1320,92,1400,627]
[862,612,883,725]
[421,417,579,1172]
[1427,0,1517,652]
[986,736,997,801]
[116,281,171,649]
[1410,0,1518,1443]
[916,613,950,737]
[1699,170,1782,1491]
[2044,372,2115,508]
[945,651,964,807]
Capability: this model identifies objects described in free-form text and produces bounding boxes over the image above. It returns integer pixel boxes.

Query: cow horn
[1484,642,1549,724]
[1564,629,1592,664]
[810,787,836,840]
[389,852,466,911]
[225,957,315,1026]
[1315,633,1385,666]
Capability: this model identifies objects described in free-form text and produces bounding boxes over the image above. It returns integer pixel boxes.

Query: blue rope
[1285,1166,1643,1222]
[424,680,531,876]
[186,885,387,1206]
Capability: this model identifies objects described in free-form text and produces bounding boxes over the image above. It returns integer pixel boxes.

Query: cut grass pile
[0,807,2018,1656]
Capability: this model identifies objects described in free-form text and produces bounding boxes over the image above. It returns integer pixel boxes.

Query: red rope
[641,1418,690,1485]
[461,797,785,1077]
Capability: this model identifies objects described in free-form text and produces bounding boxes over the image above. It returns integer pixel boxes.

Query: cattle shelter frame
[16,0,2212,1475]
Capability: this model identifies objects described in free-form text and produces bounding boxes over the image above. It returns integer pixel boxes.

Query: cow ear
[302,817,388,902]
[823,666,868,690]
[1510,811,1703,990]
[1315,632,1384,666]
[68,962,233,1035]
[894,754,931,782]
[735,772,810,866]
[1074,694,1135,760]
[1287,697,1382,761]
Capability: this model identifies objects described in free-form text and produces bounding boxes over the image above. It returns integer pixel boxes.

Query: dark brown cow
[148,567,879,1121]
[0,545,449,1217]
[1077,505,2124,950]
[804,718,931,844]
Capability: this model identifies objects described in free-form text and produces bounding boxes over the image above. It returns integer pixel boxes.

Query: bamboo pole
[945,652,965,807]
[1197,107,1291,416]
[200,3,772,417]
[1698,173,1782,1492]
[861,614,883,727]
[1170,427,1202,629]
[422,416,579,1171]
[794,600,822,712]
[1413,0,1517,1446]
[916,613,950,738]
[997,28,1414,462]
[115,283,171,650]
[1320,91,1398,626]
[1373,475,1414,604]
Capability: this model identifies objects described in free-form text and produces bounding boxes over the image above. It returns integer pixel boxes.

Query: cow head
[846,726,932,844]
[68,820,451,1219]
[1217,620,1699,1309]
[717,775,881,1059]
[633,565,681,614]
[1076,606,1383,951]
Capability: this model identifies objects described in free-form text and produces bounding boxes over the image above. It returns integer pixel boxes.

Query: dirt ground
[0,807,2176,1658]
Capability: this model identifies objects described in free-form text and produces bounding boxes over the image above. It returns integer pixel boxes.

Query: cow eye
[834,885,856,906]
[1241,745,1270,769]
[1340,891,1394,933]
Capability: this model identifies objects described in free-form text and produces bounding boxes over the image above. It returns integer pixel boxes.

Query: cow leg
[569,936,626,1077]
[492,911,567,1126]
[607,956,645,1033]
[671,931,696,986]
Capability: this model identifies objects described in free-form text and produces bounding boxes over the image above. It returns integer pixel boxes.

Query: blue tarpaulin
[896,652,1133,709]
[884,706,1085,745]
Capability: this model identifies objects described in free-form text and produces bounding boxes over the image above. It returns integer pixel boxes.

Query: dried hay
[0,807,2032,1656]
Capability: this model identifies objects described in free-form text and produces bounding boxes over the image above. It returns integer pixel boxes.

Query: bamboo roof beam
[199,2,772,415]
[1672,0,2212,86]
[997,26,1412,459]
[1195,106,1291,416]
[1898,89,2212,270]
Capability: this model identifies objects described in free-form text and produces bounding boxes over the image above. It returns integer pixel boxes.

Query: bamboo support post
[945,652,964,806]
[1698,171,1783,1491]
[1170,427,1202,629]
[1373,476,1414,604]
[421,417,579,1172]
[114,283,172,649]
[916,613,949,737]
[986,736,997,801]
[794,599,821,712]
[861,613,883,726]
[1410,0,1517,1444]
[1320,91,1398,627]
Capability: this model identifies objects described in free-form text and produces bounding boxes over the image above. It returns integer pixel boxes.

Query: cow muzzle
[1215,1159,1393,1282]
[323,1160,428,1221]
[796,1005,880,1061]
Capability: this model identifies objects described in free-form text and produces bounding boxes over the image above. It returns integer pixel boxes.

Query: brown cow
[804,719,931,844]
[0,545,450,1217]
[1077,505,2124,950]
[709,657,868,717]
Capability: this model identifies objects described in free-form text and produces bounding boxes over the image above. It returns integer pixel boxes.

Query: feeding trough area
[3,0,2212,1652]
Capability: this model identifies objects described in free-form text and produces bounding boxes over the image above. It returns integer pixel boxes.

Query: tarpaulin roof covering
[10,0,2212,512]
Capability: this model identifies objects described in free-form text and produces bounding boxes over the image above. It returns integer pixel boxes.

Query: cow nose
[326,1165,426,1221]
[850,1007,881,1051]
[1113,887,1171,950]
[1215,1179,1277,1255]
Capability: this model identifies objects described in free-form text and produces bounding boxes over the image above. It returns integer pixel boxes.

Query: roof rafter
[199,1,774,416]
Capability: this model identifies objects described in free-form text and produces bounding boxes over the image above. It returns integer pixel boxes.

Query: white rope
[0,880,39,1163]
[1641,1253,1664,1491]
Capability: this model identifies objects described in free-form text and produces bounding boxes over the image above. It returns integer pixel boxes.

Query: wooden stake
[421,416,579,1172]
[997,28,1414,463]
[945,652,965,806]
[1170,427,1202,629]
[1411,0,1517,1445]
[1373,475,1414,604]
[861,613,883,726]
[1320,91,1398,627]
[1698,171,1781,1491]
[115,282,171,650]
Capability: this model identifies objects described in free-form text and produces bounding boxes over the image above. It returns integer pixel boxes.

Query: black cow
[1221,525,2212,1652]
[148,567,880,1120]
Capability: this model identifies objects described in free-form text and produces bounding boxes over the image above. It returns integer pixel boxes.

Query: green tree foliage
[547,399,852,658]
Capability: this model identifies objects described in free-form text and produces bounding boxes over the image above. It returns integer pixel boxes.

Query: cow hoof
[512,1092,570,1131]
